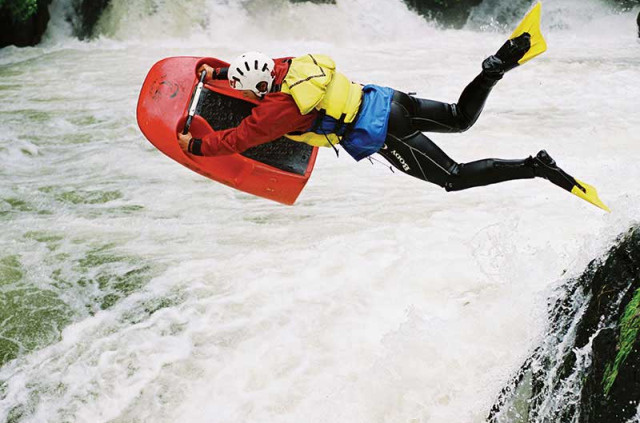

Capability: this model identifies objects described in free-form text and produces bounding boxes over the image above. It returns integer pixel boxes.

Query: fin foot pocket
[509,1,547,66]
[496,33,532,72]
[482,1,545,77]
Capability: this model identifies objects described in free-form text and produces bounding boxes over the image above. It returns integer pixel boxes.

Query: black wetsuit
[377,72,536,191]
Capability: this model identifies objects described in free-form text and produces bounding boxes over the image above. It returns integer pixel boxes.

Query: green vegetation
[603,287,640,396]
[0,0,39,22]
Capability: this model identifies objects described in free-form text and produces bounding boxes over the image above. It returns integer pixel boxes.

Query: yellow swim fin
[533,150,610,212]
[510,2,547,65]
[571,179,611,212]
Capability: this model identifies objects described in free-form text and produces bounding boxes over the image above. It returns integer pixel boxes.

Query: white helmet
[227,52,275,98]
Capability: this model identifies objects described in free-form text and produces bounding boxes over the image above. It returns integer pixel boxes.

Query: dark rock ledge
[489,225,640,423]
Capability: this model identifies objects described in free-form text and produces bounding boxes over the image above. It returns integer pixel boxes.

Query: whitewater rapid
[1,0,639,422]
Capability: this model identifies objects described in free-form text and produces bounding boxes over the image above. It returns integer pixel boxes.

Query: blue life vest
[341,85,394,161]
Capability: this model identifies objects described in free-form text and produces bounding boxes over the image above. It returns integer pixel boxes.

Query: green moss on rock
[603,287,640,396]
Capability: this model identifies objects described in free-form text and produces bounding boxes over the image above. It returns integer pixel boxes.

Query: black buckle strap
[335,113,349,136]
[311,109,326,133]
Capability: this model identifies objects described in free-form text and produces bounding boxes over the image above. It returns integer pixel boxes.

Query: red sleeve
[200,93,317,156]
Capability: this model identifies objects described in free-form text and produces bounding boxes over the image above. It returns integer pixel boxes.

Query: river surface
[1,0,639,422]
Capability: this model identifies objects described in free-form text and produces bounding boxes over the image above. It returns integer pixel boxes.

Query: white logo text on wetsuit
[391,150,410,171]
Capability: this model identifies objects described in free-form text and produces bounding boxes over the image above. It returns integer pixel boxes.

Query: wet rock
[68,0,111,40]
[289,0,336,3]
[0,0,51,48]
[489,225,640,423]
[402,0,484,28]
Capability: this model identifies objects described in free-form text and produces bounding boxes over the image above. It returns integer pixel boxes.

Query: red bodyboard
[136,57,318,205]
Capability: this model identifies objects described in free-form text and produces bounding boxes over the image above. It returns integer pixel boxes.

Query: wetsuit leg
[377,91,536,191]
[397,72,500,133]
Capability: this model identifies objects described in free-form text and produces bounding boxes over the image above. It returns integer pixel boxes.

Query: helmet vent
[227,52,275,97]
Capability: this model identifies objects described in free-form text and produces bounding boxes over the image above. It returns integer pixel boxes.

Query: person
[175,7,615,216]
[177,35,567,194]
[174,4,609,211]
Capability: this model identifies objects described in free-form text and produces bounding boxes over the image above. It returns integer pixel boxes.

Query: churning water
[1,0,639,421]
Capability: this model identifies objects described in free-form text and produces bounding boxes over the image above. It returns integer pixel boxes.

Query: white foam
[1,0,639,422]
